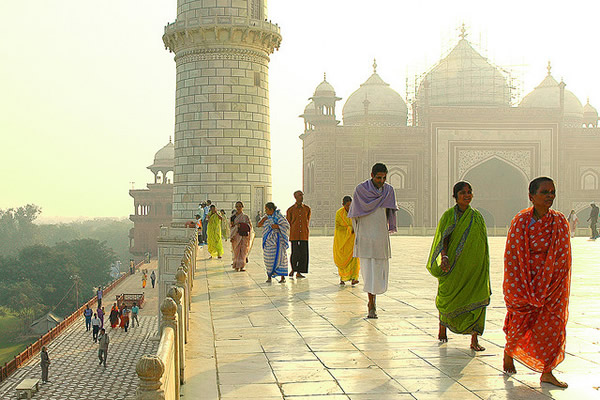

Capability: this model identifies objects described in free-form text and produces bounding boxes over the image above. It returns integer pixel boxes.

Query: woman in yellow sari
[334,196,360,285]
[207,205,224,259]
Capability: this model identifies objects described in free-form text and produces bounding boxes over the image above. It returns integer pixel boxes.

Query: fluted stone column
[163,0,282,223]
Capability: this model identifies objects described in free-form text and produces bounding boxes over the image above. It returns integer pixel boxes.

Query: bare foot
[540,372,568,388]
[296,273,305,279]
[339,281,345,285]
[288,271,294,277]
[351,280,359,285]
[279,276,286,283]
[503,351,516,374]
[265,277,272,283]
[470,343,485,351]
[470,334,485,351]
[438,323,448,342]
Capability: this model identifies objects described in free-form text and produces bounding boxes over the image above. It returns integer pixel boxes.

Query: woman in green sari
[426,181,490,351]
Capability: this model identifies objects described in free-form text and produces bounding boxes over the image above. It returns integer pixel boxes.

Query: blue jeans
[85,316,91,331]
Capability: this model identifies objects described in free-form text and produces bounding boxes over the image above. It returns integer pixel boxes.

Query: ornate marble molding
[163,22,282,56]
[175,47,269,64]
[579,166,600,174]
[397,201,415,216]
[458,149,531,179]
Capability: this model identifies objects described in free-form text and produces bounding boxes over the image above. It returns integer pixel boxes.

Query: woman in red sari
[503,177,571,388]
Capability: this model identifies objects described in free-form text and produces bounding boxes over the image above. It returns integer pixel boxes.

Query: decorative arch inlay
[397,201,415,216]
[458,150,531,180]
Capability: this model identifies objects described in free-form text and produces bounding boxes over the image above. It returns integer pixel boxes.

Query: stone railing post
[175,267,188,344]
[160,296,180,399]
[167,286,185,385]
[135,355,165,400]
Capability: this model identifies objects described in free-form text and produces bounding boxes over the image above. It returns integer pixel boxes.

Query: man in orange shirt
[286,190,311,278]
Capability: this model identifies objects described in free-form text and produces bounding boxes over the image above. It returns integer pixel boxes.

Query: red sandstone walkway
[0,260,159,400]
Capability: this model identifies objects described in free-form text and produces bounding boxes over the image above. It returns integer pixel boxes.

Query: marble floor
[184,236,600,400]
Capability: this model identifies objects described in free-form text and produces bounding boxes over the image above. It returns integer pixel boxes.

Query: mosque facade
[129,140,174,257]
[301,35,600,229]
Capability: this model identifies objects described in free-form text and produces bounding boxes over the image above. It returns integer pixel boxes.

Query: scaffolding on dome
[405,27,524,125]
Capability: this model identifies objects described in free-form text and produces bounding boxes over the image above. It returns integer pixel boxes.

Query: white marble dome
[342,63,407,126]
[152,139,174,168]
[302,100,317,115]
[313,79,336,97]
[417,38,511,107]
[519,72,583,120]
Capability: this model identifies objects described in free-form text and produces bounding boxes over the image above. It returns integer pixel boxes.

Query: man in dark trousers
[286,190,311,279]
[98,329,109,367]
[588,202,599,239]
[40,346,50,383]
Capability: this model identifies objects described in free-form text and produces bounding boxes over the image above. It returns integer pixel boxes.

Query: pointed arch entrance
[396,208,413,227]
[463,157,528,227]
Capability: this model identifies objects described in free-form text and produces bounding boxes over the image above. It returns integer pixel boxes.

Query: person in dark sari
[109,303,120,329]
[427,181,490,351]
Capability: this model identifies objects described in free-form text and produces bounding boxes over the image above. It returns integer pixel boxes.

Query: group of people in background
[566,202,600,239]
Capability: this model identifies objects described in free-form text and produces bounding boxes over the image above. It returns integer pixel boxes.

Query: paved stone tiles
[185,237,600,399]
[0,261,159,400]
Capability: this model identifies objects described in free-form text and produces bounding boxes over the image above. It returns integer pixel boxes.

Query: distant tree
[0,204,42,255]
[54,239,115,300]
[0,281,46,314]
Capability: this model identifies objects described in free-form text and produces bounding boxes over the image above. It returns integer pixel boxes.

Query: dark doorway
[463,158,528,228]
[397,208,413,227]
[476,207,495,228]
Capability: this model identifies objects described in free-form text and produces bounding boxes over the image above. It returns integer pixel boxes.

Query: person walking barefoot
[503,177,571,388]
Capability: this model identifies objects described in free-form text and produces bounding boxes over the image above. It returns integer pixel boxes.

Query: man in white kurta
[349,163,397,319]
[353,206,391,295]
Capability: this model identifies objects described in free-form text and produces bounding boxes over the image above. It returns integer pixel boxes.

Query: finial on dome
[587,97,590,104]
[323,72,327,81]
[169,136,172,143]
[373,58,377,74]
[459,23,468,40]
[547,61,552,76]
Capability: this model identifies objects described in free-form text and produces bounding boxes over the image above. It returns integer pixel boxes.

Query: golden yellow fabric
[333,207,360,281]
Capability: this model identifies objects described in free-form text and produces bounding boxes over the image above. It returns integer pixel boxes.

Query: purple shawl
[348,179,398,233]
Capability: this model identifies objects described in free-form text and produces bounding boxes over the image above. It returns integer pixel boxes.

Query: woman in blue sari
[258,202,289,283]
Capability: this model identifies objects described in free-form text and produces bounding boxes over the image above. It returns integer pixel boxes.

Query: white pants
[360,258,389,295]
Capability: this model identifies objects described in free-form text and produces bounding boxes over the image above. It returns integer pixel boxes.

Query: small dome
[342,61,407,126]
[303,101,317,115]
[313,76,336,97]
[583,99,598,117]
[417,38,511,107]
[154,140,174,162]
[519,65,583,120]
[149,138,174,171]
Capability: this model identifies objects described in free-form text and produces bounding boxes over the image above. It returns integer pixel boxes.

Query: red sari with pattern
[503,208,571,372]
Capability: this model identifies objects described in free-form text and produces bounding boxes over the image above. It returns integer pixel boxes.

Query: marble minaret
[163,0,282,222]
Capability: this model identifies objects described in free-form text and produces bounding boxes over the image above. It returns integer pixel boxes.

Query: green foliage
[0,204,42,255]
[0,206,131,363]
[38,218,132,266]
[0,240,115,316]
[0,313,36,365]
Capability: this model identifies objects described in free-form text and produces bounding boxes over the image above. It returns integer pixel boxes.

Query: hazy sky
[1,1,599,222]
